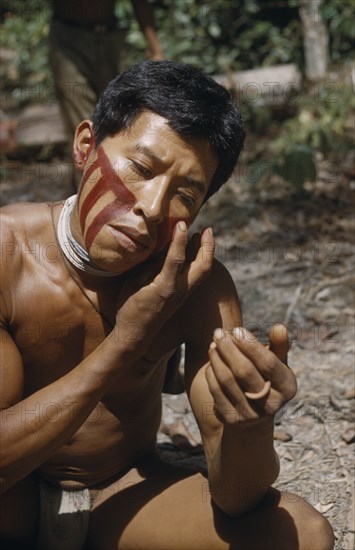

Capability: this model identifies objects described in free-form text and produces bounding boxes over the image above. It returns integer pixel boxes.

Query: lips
[108,224,151,250]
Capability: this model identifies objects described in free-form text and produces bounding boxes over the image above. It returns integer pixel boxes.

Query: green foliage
[246,80,354,193]
[118,1,354,74]
[0,0,353,193]
[275,82,354,156]
[118,0,304,74]
[1,0,353,93]
[321,0,355,61]
[272,145,317,194]
[0,0,51,98]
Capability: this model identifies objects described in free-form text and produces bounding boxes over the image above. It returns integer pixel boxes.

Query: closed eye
[131,161,152,179]
[177,191,196,207]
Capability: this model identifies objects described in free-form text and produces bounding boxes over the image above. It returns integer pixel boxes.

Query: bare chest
[9,265,179,399]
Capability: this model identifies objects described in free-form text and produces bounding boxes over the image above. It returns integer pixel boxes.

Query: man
[49,0,164,189]
[0,61,333,549]
[49,0,164,144]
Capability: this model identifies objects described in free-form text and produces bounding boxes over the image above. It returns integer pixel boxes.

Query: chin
[93,250,150,275]
[91,230,155,270]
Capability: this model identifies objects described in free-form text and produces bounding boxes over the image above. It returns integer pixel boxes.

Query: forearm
[132,0,163,58]
[0,332,125,492]
[207,418,279,517]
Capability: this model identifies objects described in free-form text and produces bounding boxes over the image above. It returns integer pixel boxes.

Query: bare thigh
[86,452,333,550]
[0,474,39,547]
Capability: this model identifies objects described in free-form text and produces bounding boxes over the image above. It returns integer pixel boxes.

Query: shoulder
[1,201,55,248]
[1,200,52,231]
[205,257,239,299]
[181,258,242,345]
[0,200,54,291]
[0,201,57,326]
[187,258,241,320]
[0,203,25,268]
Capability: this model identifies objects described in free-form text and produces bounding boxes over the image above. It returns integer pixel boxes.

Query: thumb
[268,324,290,364]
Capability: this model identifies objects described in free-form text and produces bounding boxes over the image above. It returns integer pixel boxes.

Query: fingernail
[202,227,213,238]
[214,328,225,341]
[233,327,245,341]
[209,341,217,350]
[178,221,187,232]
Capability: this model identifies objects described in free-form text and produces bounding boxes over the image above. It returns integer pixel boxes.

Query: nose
[132,178,170,223]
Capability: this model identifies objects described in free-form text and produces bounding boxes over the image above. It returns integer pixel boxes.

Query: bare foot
[159,418,200,449]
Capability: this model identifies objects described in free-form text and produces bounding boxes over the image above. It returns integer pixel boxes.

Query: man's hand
[113,221,214,360]
[205,324,296,426]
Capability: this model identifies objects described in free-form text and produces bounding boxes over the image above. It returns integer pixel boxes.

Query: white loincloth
[36,479,91,550]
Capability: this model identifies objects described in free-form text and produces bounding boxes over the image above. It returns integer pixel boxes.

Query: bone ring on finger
[245,380,271,400]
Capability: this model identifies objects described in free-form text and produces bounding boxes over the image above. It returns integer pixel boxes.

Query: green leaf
[208,23,221,38]
[279,145,317,192]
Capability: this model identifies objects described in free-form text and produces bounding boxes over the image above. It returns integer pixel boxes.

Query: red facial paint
[79,145,182,257]
[78,157,100,201]
[81,147,136,250]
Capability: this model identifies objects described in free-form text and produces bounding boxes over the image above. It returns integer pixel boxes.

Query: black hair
[92,61,245,199]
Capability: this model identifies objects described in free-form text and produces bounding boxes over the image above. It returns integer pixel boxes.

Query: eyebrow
[186,177,207,195]
[135,144,207,195]
[135,144,161,164]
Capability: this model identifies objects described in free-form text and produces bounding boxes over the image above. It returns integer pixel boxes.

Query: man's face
[74,111,218,273]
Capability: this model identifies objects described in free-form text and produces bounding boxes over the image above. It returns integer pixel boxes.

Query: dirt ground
[1,153,354,549]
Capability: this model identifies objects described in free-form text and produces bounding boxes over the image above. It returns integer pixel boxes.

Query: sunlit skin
[0,109,334,549]
[79,147,136,250]
[71,111,218,273]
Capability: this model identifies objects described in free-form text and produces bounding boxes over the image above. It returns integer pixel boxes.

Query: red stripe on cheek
[78,158,101,204]
[85,199,134,250]
[82,147,136,250]
[80,172,107,229]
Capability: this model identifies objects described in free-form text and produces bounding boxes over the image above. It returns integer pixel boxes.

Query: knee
[310,511,334,550]
[294,500,334,550]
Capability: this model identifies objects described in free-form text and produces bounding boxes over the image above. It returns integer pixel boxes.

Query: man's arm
[185,263,296,517]
[0,324,124,493]
[131,0,164,60]
[0,221,213,493]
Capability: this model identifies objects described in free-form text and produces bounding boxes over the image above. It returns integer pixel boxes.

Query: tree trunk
[300,0,329,81]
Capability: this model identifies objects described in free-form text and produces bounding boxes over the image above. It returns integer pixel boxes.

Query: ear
[73,120,95,172]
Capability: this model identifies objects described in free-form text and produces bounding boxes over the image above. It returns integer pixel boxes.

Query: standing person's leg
[48,21,102,190]
[87,451,334,550]
[94,28,126,97]
[48,22,98,143]
[49,22,124,190]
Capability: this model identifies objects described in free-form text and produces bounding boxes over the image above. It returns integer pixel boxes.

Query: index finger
[154,223,214,297]
[184,226,214,291]
[159,220,189,280]
[152,221,189,298]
